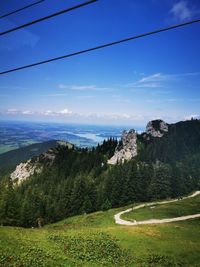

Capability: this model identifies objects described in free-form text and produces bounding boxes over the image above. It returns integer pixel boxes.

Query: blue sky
[0,0,200,127]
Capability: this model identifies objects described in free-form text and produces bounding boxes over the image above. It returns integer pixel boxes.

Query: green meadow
[0,196,199,267]
[122,194,200,221]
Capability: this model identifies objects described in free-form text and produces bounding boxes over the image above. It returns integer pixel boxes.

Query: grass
[121,194,200,221]
[0,197,200,266]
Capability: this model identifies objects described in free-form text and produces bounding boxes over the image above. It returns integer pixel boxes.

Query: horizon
[0,116,198,155]
[0,116,196,131]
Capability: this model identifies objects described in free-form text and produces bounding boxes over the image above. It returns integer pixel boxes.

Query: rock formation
[145,119,168,138]
[107,120,169,165]
[10,159,43,184]
[10,141,72,184]
[108,129,137,165]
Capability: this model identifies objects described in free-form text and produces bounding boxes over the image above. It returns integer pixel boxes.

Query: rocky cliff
[145,119,168,138]
[10,159,43,184]
[108,129,137,165]
[10,141,73,184]
[107,120,169,165]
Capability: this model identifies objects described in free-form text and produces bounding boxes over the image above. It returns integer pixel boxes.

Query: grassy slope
[0,200,200,266]
[122,195,200,221]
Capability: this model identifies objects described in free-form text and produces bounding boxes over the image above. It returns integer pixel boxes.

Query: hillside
[0,193,199,267]
[0,140,74,168]
[1,119,200,228]
[0,140,72,177]
[138,119,200,163]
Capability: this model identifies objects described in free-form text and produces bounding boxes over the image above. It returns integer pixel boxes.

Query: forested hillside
[0,120,200,227]
[138,119,200,163]
[0,140,68,177]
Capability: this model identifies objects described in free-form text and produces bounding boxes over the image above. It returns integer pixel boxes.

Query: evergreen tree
[0,178,19,226]
[148,163,172,200]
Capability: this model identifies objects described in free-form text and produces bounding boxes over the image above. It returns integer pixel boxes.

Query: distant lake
[0,120,143,154]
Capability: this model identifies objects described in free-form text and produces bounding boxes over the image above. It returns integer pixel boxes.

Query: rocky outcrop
[108,130,137,165]
[145,120,168,138]
[10,159,42,184]
[107,120,169,165]
[10,141,72,184]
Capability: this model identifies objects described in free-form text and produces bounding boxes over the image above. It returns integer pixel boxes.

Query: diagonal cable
[0,18,200,75]
[0,0,98,36]
[0,0,45,19]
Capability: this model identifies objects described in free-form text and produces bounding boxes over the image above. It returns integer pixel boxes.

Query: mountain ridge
[1,118,200,228]
[8,118,200,183]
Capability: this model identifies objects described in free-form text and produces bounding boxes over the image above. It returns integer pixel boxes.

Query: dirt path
[114,191,200,226]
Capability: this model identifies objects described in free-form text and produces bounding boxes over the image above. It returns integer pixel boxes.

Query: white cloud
[5,108,73,117]
[139,73,163,83]
[122,113,131,119]
[41,109,73,116]
[125,73,165,89]
[58,84,68,89]
[125,71,200,91]
[3,108,194,126]
[43,110,53,116]
[136,83,161,88]
[70,85,97,91]
[3,108,145,123]
[58,84,111,91]
[170,1,194,22]
[57,109,72,115]
[22,110,34,115]
[95,113,146,122]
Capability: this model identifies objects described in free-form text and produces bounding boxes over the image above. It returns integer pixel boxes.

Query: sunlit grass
[121,195,200,221]
[0,197,200,266]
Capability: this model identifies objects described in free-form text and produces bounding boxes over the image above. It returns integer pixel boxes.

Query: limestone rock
[108,129,137,165]
[10,159,42,184]
[145,120,168,138]
[10,141,72,184]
